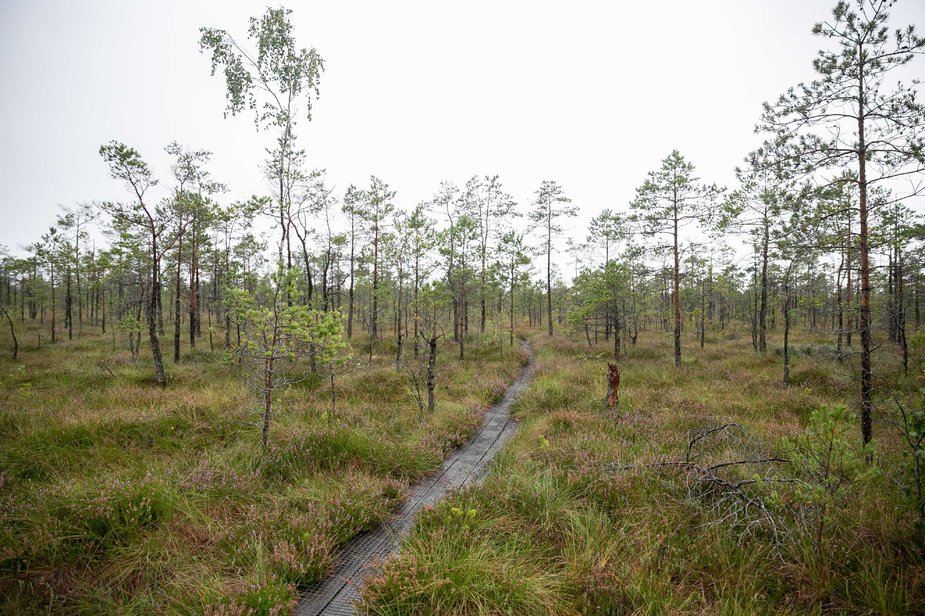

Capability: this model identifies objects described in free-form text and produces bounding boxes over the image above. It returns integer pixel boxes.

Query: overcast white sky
[1,0,924,260]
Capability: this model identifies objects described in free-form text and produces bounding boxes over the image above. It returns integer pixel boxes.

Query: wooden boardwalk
[295,342,534,615]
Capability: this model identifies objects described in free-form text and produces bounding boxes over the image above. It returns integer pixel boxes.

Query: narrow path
[295,341,534,616]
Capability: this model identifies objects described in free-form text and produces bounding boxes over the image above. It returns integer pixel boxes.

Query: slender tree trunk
[452,294,459,342]
[836,254,844,359]
[480,248,487,335]
[223,256,231,349]
[347,219,355,340]
[297,232,314,307]
[889,250,897,342]
[50,263,56,344]
[174,226,183,363]
[898,249,908,372]
[195,263,201,338]
[858,81,873,446]
[459,271,466,360]
[546,218,554,337]
[66,270,73,340]
[464,296,469,335]
[372,228,379,342]
[75,234,82,332]
[321,246,330,310]
[509,256,515,348]
[914,270,920,331]
[783,288,791,386]
[262,353,274,447]
[148,225,166,387]
[846,212,853,348]
[673,202,681,368]
[613,303,621,361]
[207,305,214,352]
[699,278,706,349]
[427,334,437,412]
[329,371,337,417]
[449,248,459,343]
[28,262,36,321]
[395,267,403,369]
[157,271,165,337]
[413,254,420,358]
[189,222,198,349]
[759,220,769,354]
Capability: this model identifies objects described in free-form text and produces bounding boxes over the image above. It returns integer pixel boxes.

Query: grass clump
[363,497,569,615]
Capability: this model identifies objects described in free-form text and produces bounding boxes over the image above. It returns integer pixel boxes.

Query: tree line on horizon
[0,0,923,449]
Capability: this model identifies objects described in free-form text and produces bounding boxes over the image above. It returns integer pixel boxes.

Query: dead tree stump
[606,362,620,416]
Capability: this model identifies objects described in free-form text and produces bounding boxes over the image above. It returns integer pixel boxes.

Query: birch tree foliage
[199,8,324,126]
[200,7,324,271]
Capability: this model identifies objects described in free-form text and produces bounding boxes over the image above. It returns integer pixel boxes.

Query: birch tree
[200,7,323,285]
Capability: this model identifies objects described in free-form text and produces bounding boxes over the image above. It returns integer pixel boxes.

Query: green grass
[0,323,523,614]
[360,329,925,615]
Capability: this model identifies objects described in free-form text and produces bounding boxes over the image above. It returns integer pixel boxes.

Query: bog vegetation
[2,1,925,613]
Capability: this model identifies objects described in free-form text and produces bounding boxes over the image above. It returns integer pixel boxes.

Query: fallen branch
[603,422,800,545]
